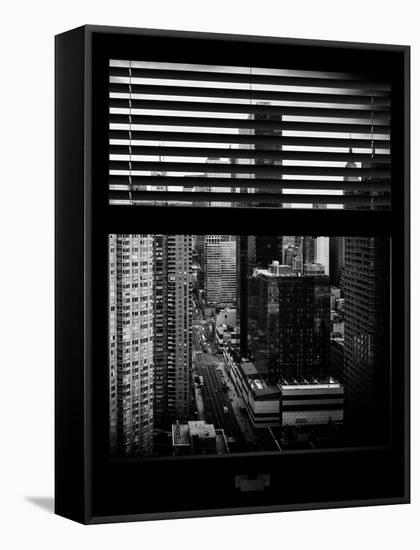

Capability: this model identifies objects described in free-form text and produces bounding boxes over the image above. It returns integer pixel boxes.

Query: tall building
[329,237,345,287]
[315,237,330,275]
[341,147,390,443]
[248,261,331,384]
[202,235,236,306]
[237,102,283,207]
[109,234,155,457]
[342,236,390,443]
[154,235,193,426]
[237,236,283,358]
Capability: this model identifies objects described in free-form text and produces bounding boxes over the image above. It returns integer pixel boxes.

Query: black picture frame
[55,25,410,524]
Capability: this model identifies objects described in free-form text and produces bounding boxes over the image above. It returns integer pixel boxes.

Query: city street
[192,327,245,447]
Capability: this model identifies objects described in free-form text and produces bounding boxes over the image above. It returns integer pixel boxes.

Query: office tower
[237,236,283,358]
[302,236,316,266]
[237,102,282,207]
[295,236,316,266]
[195,234,205,292]
[251,236,283,268]
[291,236,316,274]
[202,235,236,306]
[329,237,345,287]
[283,243,299,267]
[109,234,155,457]
[248,261,330,384]
[154,235,193,426]
[342,236,390,443]
[315,237,330,275]
[153,235,168,428]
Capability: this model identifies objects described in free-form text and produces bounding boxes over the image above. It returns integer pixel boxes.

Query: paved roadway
[192,327,244,442]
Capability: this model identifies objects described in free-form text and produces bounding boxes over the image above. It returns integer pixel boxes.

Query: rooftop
[172,420,217,447]
[280,378,343,393]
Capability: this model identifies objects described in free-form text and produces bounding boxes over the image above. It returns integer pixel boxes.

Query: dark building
[237,102,283,207]
[342,236,390,444]
[341,147,391,444]
[329,237,345,287]
[247,261,331,384]
[330,337,345,384]
[237,236,283,358]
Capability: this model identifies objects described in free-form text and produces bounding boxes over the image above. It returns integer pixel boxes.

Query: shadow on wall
[25,496,54,514]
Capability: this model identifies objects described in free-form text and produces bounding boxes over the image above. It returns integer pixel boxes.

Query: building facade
[342,236,390,443]
[109,234,155,456]
[247,261,331,384]
[154,235,193,426]
[202,235,236,306]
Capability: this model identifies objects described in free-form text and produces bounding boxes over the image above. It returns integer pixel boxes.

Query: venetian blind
[109,59,391,209]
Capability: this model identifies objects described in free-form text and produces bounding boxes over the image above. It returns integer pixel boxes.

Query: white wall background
[0,0,417,548]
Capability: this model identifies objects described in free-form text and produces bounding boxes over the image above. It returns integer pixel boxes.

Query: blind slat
[109,145,390,164]
[109,98,390,120]
[109,83,391,107]
[110,114,389,134]
[109,130,390,149]
[110,176,390,192]
[109,189,389,206]
[110,160,389,178]
[110,66,390,91]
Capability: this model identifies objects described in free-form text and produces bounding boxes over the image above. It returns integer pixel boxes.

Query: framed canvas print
[55,25,410,524]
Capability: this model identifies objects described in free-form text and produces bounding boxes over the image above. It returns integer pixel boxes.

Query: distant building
[172,420,229,455]
[303,262,325,276]
[315,237,330,275]
[329,237,345,287]
[202,235,236,306]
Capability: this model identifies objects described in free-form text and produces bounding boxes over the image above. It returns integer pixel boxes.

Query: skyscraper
[154,235,193,426]
[202,235,236,306]
[237,236,283,357]
[329,236,345,287]
[342,236,390,443]
[341,146,390,443]
[236,101,283,207]
[248,261,331,384]
[109,234,155,456]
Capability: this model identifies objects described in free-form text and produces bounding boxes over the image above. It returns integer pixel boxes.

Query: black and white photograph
[2,0,415,543]
[52,22,409,526]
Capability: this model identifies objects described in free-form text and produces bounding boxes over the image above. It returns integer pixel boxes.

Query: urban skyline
[109,233,390,458]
